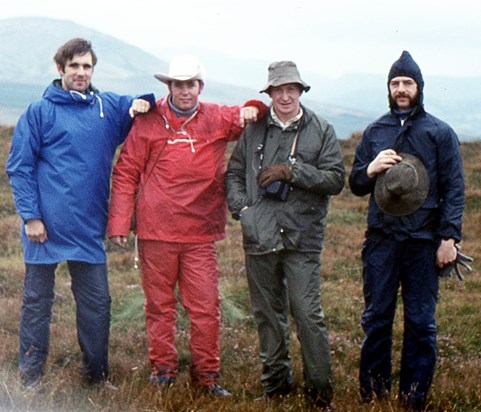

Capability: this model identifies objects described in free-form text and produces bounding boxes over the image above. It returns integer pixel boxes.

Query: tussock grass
[0,127,480,411]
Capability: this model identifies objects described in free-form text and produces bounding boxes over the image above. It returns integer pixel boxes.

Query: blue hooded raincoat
[6,81,154,264]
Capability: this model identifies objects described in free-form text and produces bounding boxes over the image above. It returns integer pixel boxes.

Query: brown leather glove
[257,164,292,188]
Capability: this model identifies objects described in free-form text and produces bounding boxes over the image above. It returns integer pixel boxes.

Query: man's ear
[198,81,204,94]
[56,63,64,76]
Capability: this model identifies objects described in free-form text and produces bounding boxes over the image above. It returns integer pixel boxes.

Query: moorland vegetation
[0,126,479,411]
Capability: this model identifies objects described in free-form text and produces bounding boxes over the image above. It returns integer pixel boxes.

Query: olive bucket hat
[260,61,310,93]
[374,153,429,216]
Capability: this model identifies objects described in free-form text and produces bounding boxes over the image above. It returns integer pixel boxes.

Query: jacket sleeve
[243,99,269,120]
[136,93,156,108]
[5,105,43,222]
[114,92,156,146]
[290,119,345,195]
[107,117,151,237]
[221,99,269,142]
[348,130,377,197]
[225,130,249,219]
[436,127,464,241]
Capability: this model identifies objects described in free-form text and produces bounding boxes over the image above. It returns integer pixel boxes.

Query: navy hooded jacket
[349,51,464,242]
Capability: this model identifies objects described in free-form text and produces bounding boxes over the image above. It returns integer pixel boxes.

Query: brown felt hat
[374,153,429,216]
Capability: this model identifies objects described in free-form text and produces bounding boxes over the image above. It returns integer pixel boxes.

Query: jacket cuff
[136,93,156,111]
[107,216,132,237]
[243,99,268,119]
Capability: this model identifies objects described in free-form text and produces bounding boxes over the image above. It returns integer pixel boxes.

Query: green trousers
[245,250,333,402]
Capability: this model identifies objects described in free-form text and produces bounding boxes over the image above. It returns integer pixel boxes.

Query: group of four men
[6,38,464,411]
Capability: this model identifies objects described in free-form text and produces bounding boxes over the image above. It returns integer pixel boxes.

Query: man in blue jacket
[6,38,155,389]
[349,51,464,410]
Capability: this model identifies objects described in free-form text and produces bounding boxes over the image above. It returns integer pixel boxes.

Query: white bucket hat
[154,55,206,84]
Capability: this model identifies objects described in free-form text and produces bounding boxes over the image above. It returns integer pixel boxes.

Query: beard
[388,91,420,110]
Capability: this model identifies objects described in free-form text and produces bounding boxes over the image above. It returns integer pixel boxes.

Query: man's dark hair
[53,38,98,70]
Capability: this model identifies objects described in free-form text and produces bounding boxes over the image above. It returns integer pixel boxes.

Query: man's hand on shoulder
[129,99,151,118]
[239,106,259,127]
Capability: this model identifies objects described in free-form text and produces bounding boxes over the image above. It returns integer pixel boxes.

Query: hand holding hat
[367,150,403,178]
[374,153,429,216]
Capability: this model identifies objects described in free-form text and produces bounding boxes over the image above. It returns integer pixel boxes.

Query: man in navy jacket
[349,51,464,410]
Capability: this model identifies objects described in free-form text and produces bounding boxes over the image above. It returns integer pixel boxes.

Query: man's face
[389,76,418,111]
[169,80,203,111]
[57,52,93,93]
[268,83,302,122]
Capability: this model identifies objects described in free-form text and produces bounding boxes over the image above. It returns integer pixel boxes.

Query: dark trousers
[19,261,111,385]
[359,235,439,409]
[246,250,333,403]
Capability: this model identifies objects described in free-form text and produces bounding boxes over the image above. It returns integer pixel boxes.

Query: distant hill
[306,73,481,141]
[0,17,479,141]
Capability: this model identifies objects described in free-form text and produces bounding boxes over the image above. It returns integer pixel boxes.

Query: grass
[0,127,480,411]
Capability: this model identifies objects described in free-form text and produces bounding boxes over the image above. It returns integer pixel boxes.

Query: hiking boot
[203,383,231,398]
[96,380,119,392]
[21,376,45,394]
[21,375,41,390]
[255,382,292,401]
[255,391,292,402]
[149,374,176,388]
[83,376,119,392]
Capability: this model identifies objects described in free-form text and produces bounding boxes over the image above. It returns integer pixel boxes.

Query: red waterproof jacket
[107,97,266,243]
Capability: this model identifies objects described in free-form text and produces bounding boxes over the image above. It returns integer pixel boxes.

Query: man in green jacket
[225,61,345,408]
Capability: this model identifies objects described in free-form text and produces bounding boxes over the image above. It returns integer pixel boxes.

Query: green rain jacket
[225,105,345,255]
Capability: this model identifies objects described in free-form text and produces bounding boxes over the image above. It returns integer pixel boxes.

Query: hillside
[0,125,480,411]
[3,17,480,141]
[0,17,374,139]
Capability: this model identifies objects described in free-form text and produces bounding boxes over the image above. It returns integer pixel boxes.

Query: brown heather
[0,126,479,411]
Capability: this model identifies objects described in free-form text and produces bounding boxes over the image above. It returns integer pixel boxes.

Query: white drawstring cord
[69,90,104,118]
[94,93,104,118]
[134,235,139,270]
[162,111,198,153]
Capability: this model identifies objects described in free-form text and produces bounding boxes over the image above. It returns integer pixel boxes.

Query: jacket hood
[44,80,100,105]
[387,51,424,109]
[43,80,104,117]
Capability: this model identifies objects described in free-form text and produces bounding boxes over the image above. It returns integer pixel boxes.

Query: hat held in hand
[374,153,429,216]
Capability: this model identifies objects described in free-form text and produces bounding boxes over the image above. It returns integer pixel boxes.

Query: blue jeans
[359,234,439,409]
[19,261,111,384]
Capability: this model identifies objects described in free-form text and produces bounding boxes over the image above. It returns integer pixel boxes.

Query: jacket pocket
[240,204,259,247]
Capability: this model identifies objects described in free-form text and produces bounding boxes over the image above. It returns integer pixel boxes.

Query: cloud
[2,0,481,77]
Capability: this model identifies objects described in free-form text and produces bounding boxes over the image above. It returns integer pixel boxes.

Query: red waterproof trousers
[138,239,221,385]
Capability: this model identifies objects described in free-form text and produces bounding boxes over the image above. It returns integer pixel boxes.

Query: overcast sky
[2,0,480,78]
